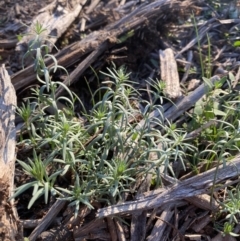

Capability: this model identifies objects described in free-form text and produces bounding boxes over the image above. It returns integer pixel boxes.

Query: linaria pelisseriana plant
[13,21,195,215]
[14,21,240,234]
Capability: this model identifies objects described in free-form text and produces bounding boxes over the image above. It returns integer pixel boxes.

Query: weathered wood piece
[181,50,193,83]
[147,209,174,241]
[175,19,222,58]
[115,219,126,241]
[28,199,66,241]
[16,0,87,55]
[0,39,18,49]
[186,194,218,211]
[136,75,221,131]
[164,75,221,122]
[21,217,62,229]
[97,154,240,217]
[11,0,194,92]
[106,217,118,241]
[191,214,211,233]
[131,175,152,241]
[161,174,219,211]
[80,0,101,31]
[56,41,109,96]
[36,226,72,241]
[159,48,182,99]
[74,218,110,241]
[0,65,22,240]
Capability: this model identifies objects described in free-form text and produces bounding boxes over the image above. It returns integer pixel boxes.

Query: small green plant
[186,72,240,167]
[192,15,213,79]
[12,149,61,209]
[219,186,240,237]
[56,175,94,218]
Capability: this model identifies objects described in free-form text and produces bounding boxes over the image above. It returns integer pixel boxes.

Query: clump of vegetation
[12,20,240,237]
[219,186,240,237]
[12,22,195,216]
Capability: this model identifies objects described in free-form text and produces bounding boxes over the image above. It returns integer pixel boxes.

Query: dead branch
[16,0,87,54]
[97,154,240,218]
[28,199,66,241]
[0,65,22,240]
[11,0,194,92]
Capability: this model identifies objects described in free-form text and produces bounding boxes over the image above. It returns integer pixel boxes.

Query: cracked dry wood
[147,208,174,241]
[97,154,240,218]
[161,174,219,211]
[0,65,22,240]
[11,0,194,92]
[159,48,182,100]
[74,218,110,241]
[130,174,152,241]
[16,0,87,60]
[28,199,66,241]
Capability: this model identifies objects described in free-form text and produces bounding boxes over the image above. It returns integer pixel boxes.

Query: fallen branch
[11,0,194,91]
[136,75,221,130]
[16,0,87,54]
[28,199,66,241]
[0,65,22,240]
[97,154,240,218]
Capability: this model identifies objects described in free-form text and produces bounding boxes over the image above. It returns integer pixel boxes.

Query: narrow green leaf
[44,182,49,204]
[9,181,38,201]
[28,188,45,209]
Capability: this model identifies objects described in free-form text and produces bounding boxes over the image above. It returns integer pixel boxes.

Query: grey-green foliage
[13,22,240,220]
[14,64,192,214]
[217,186,240,237]
[12,22,195,215]
[12,16,240,238]
[186,75,240,168]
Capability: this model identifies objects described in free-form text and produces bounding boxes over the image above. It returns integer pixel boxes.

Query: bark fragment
[0,65,22,241]
[159,48,182,100]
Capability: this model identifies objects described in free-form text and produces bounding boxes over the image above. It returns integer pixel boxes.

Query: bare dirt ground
[1,0,240,240]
